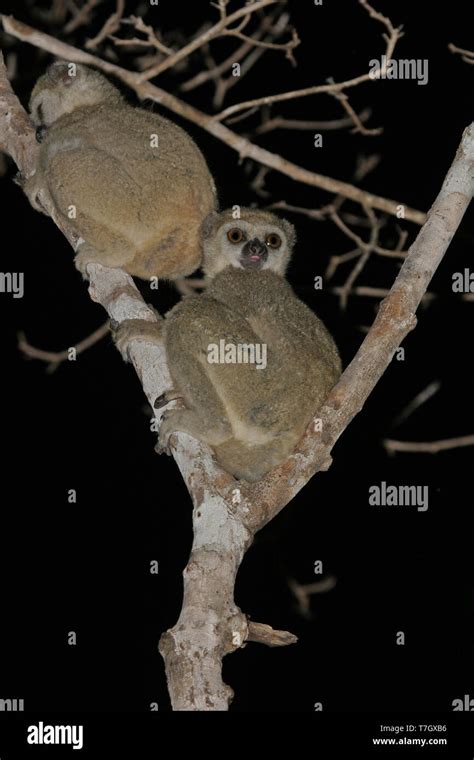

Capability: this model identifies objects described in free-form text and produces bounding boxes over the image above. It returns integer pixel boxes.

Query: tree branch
[210,0,403,123]
[136,0,280,82]
[448,42,474,65]
[383,435,474,454]
[230,121,474,531]
[0,14,426,224]
[18,321,110,373]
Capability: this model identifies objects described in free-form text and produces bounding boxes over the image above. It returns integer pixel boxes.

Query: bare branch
[211,1,403,123]
[211,11,295,109]
[0,15,426,224]
[136,0,279,83]
[0,51,38,176]
[181,37,253,92]
[221,24,299,65]
[270,159,409,284]
[330,285,436,303]
[252,108,373,136]
[251,164,272,197]
[18,321,110,373]
[358,0,398,35]
[325,249,361,281]
[230,122,474,531]
[246,621,298,647]
[110,16,173,55]
[383,435,474,454]
[390,380,441,428]
[333,206,380,310]
[174,276,206,296]
[329,86,382,136]
[330,209,407,258]
[448,42,474,64]
[289,576,337,617]
[64,0,103,34]
[85,0,125,50]
[180,8,289,93]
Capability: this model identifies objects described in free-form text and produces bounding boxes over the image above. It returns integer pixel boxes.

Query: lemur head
[29,62,122,132]
[201,208,296,278]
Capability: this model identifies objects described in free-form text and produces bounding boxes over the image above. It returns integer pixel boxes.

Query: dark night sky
[0,0,473,718]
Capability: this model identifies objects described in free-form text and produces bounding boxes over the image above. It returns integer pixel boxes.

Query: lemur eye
[266,233,281,249]
[227,228,244,244]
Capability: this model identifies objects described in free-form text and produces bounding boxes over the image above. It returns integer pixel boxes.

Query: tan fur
[114,208,341,482]
[25,62,217,279]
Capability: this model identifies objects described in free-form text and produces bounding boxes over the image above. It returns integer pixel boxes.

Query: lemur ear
[201,210,220,239]
[280,217,296,249]
[47,62,79,86]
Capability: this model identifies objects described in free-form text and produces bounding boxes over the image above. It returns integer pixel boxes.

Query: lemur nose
[248,238,265,254]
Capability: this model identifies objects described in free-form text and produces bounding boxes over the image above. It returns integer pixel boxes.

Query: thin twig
[252,108,372,136]
[86,0,125,50]
[325,249,362,281]
[180,8,287,92]
[211,0,403,122]
[390,380,441,428]
[1,15,426,224]
[332,205,380,310]
[330,209,408,258]
[246,621,298,647]
[330,285,436,302]
[110,16,173,55]
[18,321,110,373]
[328,81,381,136]
[136,0,278,83]
[0,15,426,224]
[383,435,474,454]
[289,576,337,617]
[174,277,206,296]
[64,0,103,34]
[212,11,293,108]
[221,24,299,64]
[448,42,474,64]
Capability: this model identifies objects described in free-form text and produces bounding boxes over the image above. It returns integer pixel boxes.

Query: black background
[0,0,473,717]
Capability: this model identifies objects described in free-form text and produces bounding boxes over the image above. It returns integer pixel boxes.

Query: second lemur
[25,62,216,279]
[115,208,341,482]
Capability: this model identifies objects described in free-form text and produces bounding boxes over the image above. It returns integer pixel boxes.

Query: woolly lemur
[115,208,341,481]
[25,62,217,279]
